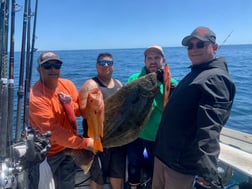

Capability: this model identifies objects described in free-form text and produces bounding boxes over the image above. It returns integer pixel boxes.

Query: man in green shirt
[127,45,178,189]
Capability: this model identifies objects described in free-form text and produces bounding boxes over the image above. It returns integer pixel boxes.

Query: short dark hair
[96,52,113,62]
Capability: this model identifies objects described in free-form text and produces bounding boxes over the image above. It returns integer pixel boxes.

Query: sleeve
[127,73,140,83]
[49,123,91,149]
[195,75,235,182]
[171,77,179,85]
[29,87,91,150]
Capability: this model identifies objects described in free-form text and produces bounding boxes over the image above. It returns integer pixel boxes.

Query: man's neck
[41,79,58,90]
[97,75,113,87]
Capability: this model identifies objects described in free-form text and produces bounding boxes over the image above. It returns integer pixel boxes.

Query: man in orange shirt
[29,51,94,189]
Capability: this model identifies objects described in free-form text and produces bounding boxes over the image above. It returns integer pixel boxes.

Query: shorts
[90,146,126,185]
[152,157,194,189]
[47,151,76,189]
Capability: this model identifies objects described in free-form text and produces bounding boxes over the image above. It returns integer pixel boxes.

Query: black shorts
[90,146,126,185]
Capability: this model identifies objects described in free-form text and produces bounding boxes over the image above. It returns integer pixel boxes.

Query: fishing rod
[0,1,5,72]
[16,0,52,188]
[0,0,10,159]
[23,0,31,132]
[7,1,23,149]
[0,0,51,188]
[29,0,38,72]
[16,0,32,187]
[15,0,28,142]
[24,0,38,133]
[7,0,16,156]
[0,2,5,145]
[0,0,5,131]
[0,0,16,188]
[218,30,233,51]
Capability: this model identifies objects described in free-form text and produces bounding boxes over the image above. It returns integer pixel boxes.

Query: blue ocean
[13,44,252,135]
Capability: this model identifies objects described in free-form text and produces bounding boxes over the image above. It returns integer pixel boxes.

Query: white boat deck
[219,127,252,177]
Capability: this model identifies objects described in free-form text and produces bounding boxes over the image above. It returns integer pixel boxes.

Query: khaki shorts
[152,157,194,189]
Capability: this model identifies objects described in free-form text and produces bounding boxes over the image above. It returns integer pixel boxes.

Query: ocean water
[12,44,252,135]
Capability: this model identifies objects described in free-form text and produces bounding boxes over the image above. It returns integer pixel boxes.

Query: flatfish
[102,72,159,148]
[60,72,159,173]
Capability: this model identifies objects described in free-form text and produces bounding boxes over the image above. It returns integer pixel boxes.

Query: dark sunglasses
[41,62,62,70]
[187,41,210,50]
[97,60,113,66]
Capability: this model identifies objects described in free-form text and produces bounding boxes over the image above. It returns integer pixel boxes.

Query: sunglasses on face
[41,62,62,70]
[97,60,114,66]
[187,41,210,50]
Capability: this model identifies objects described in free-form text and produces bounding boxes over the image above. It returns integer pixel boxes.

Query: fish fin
[93,140,103,153]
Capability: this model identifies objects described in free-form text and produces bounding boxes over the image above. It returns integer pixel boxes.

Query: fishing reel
[13,127,52,167]
[0,158,17,188]
[0,127,51,188]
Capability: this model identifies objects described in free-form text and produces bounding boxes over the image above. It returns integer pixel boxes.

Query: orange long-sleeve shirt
[29,78,89,156]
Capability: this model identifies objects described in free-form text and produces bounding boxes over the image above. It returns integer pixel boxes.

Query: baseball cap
[37,51,63,65]
[144,45,164,57]
[182,26,216,46]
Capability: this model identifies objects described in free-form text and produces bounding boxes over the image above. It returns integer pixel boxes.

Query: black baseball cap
[182,26,216,46]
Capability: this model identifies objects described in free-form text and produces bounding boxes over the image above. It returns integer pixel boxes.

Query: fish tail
[93,140,103,153]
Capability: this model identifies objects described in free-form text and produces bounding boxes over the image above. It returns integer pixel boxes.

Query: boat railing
[219,127,252,177]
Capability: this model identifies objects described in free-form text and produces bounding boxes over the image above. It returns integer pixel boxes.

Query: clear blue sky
[14,0,252,51]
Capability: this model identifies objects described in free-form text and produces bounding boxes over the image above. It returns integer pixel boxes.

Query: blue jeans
[127,138,155,184]
[47,151,76,189]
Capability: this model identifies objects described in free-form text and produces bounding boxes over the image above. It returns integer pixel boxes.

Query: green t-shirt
[128,67,178,141]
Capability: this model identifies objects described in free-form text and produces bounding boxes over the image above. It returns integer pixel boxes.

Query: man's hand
[84,137,94,152]
[156,69,164,83]
[195,177,211,189]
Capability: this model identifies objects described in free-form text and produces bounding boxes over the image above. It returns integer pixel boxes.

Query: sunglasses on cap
[187,41,210,50]
[97,60,114,66]
[41,62,62,70]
